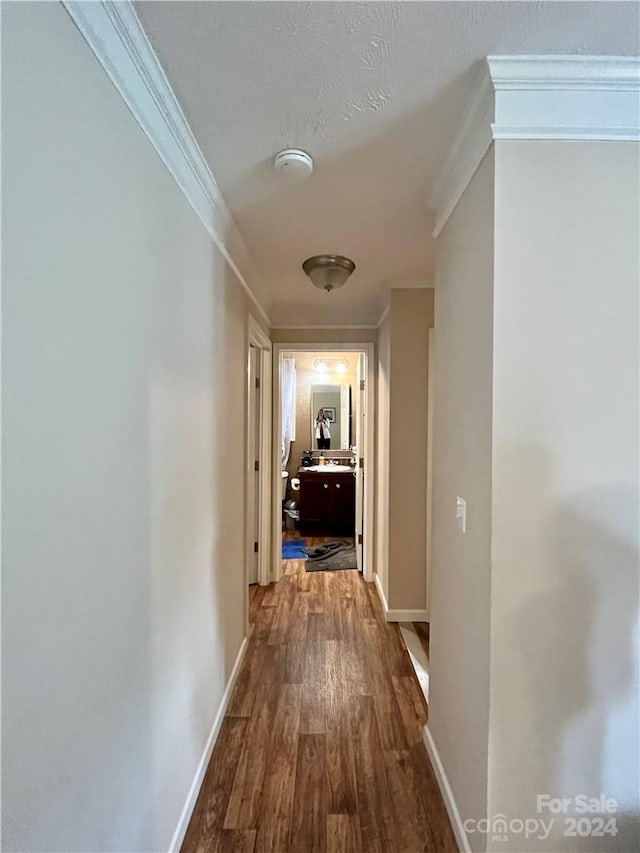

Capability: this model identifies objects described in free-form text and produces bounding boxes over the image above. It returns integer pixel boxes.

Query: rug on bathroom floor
[304,541,357,572]
[282,539,308,560]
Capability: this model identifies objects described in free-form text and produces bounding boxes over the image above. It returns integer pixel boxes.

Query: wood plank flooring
[182,557,456,853]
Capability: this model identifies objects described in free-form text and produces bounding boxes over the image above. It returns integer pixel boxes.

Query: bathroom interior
[280,351,362,570]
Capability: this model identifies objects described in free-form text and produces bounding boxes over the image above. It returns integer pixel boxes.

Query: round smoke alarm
[274,148,314,181]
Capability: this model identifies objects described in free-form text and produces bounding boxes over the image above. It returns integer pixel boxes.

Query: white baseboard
[169,636,249,852]
[374,572,390,613]
[373,573,428,623]
[422,725,471,853]
[386,608,429,622]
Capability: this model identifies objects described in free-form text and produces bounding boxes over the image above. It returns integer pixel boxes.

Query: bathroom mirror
[310,384,351,450]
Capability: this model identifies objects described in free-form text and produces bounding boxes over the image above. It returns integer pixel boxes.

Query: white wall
[429,150,495,848]
[488,140,640,852]
[375,289,433,615]
[387,288,433,612]
[431,138,639,852]
[2,4,258,850]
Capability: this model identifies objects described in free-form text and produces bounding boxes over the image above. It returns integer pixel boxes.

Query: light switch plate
[456,497,467,534]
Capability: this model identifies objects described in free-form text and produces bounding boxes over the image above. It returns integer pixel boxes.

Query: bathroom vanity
[297,466,355,531]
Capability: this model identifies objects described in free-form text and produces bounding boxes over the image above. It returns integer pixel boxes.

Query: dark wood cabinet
[331,476,355,522]
[298,470,355,531]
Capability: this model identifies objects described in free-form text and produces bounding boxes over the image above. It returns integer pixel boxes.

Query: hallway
[181,562,457,852]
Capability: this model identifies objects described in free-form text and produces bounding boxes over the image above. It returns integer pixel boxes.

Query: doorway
[272,343,374,583]
[245,318,272,627]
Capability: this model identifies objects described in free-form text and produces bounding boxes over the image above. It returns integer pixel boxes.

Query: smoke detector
[274,149,314,181]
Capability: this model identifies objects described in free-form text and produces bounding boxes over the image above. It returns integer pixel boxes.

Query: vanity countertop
[299,464,354,473]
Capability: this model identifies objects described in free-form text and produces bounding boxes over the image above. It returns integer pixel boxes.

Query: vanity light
[302,255,356,292]
[314,358,348,374]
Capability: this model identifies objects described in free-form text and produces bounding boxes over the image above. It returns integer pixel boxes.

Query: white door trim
[272,342,375,584]
[354,353,365,573]
[246,317,272,632]
[426,328,435,621]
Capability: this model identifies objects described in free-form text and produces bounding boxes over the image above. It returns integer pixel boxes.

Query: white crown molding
[431,55,640,238]
[61,0,271,327]
[387,278,435,290]
[492,125,640,141]
[430,66,494,238]
[270,323,378,331]
[487,55,640,92]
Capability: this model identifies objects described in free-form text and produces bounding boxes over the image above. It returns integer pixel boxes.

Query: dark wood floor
[182,558,456,853]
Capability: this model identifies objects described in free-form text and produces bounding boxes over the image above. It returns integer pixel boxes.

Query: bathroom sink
[304,464,353,473]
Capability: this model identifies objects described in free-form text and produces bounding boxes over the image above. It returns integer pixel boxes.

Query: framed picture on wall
[323,407,336,423]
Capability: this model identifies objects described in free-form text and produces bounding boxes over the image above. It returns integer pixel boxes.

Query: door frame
[272,342,375,584]
[245,316,272,618]
[426,327,435,621]
[247,345,260,586]
[354,352,365,573]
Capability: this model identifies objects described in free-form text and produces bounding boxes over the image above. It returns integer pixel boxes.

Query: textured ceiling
[135,1,639,325]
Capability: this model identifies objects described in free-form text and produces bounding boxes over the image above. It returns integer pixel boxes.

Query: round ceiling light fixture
[274,148,314,181]
[302,255,356,293]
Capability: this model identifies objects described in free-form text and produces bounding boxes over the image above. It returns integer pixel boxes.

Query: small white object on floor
[399,624,429,702]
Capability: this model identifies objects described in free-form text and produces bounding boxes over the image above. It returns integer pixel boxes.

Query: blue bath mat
[282,539,307,560]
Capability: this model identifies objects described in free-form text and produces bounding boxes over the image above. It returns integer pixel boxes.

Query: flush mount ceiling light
[302,255,356,293]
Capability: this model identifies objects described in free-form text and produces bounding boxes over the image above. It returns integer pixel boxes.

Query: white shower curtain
[340,383,350,449]
[281,358,296,467]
